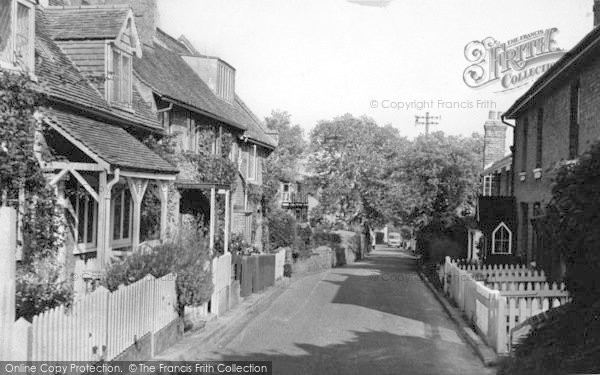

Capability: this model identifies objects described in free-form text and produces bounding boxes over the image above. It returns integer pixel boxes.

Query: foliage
[267,208,297,251]
[541,141,600,305]
[293,223,312,258]
[229,232,260,256]
[308,114,409,228]
[498,302,600,375]
[183,151,237,189]
[263,110,307,211]
[16,256,72,321]
[104,222,213,314]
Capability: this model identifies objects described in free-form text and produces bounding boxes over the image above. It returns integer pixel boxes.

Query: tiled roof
[505,26,600,118]
[139,29,276,149]
[234,96,277,149]
[45,108,178,174]
[43,6,130,41]
[134,42,248,131]
[35,9,162,131]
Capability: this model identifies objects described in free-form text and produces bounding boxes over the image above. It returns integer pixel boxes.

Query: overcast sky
[157,0,594,145]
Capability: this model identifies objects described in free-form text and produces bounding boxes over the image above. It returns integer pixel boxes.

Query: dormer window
[107,44,132,107]
[217,62,234,102]
[0,0,35,73]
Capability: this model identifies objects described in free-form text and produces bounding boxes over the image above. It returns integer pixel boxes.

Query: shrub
[268,209,296,251]
[104,228,213,315]
[16,257,72,321]
[229,232,260,256]
[542,141,600,305]
[417,226,465,264]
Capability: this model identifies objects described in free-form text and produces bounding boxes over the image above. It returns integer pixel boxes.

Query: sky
[157,0,594,146]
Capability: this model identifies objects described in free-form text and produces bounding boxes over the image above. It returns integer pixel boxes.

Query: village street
[160,246,494,375]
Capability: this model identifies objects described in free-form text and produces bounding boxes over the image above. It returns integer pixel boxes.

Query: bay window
[0,0,34,72]
[108,45,132,107]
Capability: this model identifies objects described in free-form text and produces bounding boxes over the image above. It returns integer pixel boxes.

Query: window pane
[122,189,131,239]
[15,3,29,66]
[86,197,95,244]
[0,0,12,62]
[112,49,121,102]
[77,198,85,244]
[121,54,131,104]
[113,191,122,240]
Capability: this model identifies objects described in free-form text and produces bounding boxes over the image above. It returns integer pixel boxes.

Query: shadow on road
[210,329,489,375]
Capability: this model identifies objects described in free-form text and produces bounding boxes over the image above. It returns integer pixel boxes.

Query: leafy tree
[263,110,307,210]
[307,114,408,228]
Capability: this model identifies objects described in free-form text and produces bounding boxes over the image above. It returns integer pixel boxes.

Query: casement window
[108,45,132,107]
[536,108,543,168]
[111,187,132,247]
[492,222,512,254]
[569,80,580,159]
[69,193,98,252]
[521,117,528,172]
[216,62,235,102]
[229,141,238,163]
[282,183,291,202]
[0,0,35,72]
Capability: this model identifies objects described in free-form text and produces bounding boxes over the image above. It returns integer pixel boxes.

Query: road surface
[174,246,495,375]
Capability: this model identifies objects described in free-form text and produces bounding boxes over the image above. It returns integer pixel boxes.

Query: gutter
[506,28,600,118]
[160,95,248,131]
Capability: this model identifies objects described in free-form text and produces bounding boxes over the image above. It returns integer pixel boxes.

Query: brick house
[504,1,600,278]
[0,0,183,287]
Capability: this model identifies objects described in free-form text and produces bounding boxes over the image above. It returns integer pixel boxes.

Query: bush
[104,228,213,315]
[16,257,72,321]
[268,209,296,251]
[542,141,600,305]
[229,232,260,256]
[293,223,313,259]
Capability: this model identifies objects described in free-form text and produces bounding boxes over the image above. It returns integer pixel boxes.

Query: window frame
[247,144,257,181]
[535,108,543,169]
[70,190,98,254]
[0,0,35,73]
[110,186,133,248]
[491,222,512,255]
[106,42,133,108]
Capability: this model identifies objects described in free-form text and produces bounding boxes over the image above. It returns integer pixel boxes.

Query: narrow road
[180,246,495,374]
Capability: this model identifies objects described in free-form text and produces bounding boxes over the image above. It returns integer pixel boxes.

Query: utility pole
[415,112,441,136]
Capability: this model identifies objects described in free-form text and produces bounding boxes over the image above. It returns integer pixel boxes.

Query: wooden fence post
[0,207,17,360]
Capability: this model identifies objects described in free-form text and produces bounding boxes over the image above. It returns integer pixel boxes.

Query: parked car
[388,232,402,247]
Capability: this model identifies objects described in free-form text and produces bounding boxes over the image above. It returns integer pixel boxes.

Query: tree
[263,110,308,209]
[307,114,409,228]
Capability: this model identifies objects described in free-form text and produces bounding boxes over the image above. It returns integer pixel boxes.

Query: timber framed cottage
[1,0,277,291]
[0,0,183,290]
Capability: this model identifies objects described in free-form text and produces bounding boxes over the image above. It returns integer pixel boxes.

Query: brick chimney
[68,0,158,46]
[483,110,507,169]
[595,0,600,27]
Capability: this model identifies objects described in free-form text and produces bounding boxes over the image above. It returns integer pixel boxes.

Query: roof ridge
[156,27,190,51]
[46,4,130,10]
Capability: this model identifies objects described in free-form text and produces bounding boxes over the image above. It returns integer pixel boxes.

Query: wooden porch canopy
[174,179,232,253]
[40,109,179,267]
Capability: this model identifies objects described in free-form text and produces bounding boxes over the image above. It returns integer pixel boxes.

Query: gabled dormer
[182,54,236,103]
[0,0,36,73]
[43,5,142,109]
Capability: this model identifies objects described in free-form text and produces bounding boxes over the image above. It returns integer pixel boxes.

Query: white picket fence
[274,249,286,280]
[440,257,569,354]
[11,273,178,361]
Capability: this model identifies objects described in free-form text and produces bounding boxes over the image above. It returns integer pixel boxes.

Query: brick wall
[512,55,600,265]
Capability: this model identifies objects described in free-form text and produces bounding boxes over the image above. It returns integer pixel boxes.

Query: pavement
[157,246,496,375]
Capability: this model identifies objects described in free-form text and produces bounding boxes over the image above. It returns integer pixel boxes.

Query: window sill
[533,168,542,180]
[519,172,526,182]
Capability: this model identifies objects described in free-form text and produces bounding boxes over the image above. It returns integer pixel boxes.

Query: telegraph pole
[415,112,441,136]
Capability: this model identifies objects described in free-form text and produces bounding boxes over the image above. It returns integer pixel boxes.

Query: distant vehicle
[388,232,402,247]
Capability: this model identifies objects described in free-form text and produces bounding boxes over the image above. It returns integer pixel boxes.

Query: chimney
[483,110,507,169]
[69,0,158,46]
[595,0,600,27]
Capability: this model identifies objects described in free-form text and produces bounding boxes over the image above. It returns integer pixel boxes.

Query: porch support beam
[157,182,169,241]
[97,169,120,267]
[45,162,104,172]
[70,169,99,203]
[209,187,216,252]
[224,189,230,253]
[120,170,177,181]
[127,177,148,252]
